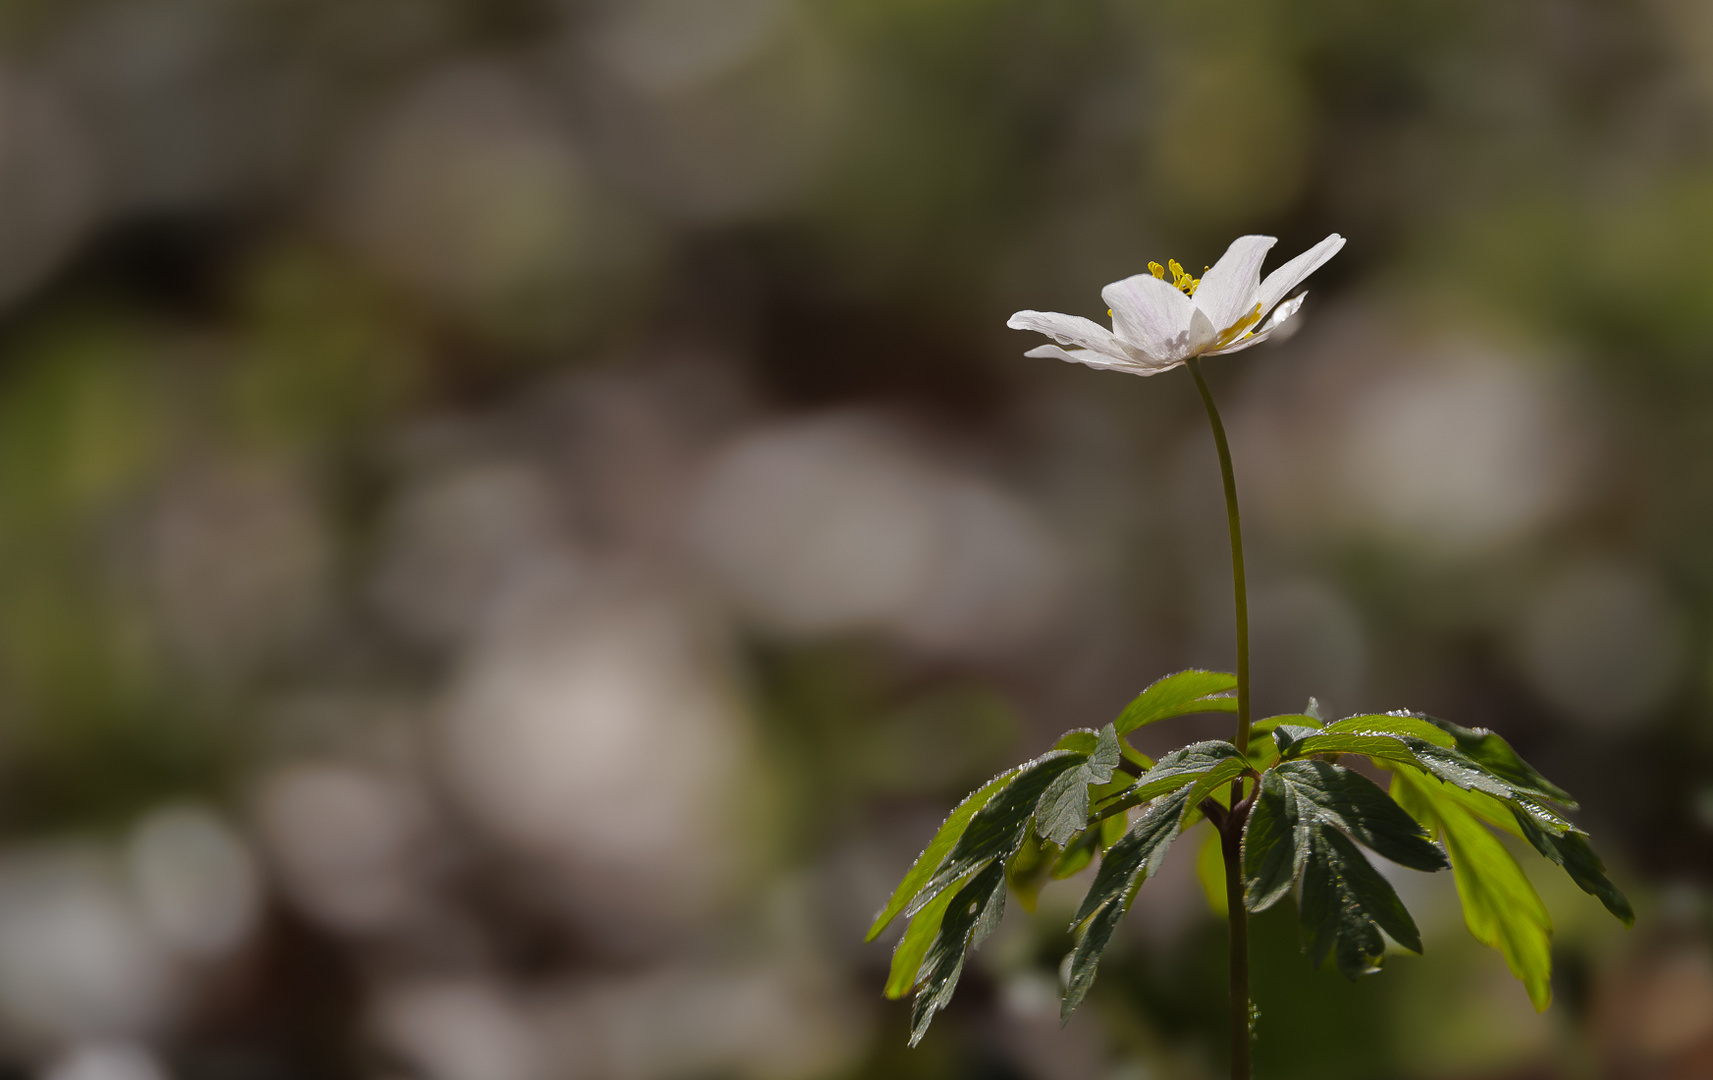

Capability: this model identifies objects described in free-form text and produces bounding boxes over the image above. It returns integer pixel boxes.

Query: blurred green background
[0,0,1706,1078]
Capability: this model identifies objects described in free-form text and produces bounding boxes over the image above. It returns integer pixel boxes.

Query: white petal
[1257,291,1306,334]
[1024,343,1166,375]
[1101,274,1202,361]
[1204,330,1274,356]
[1202,294,1306,357]
[1191,235,1275,333]
[1007,310,1131,362]
[1254,234,1344,318]
[1186,307,1217,356]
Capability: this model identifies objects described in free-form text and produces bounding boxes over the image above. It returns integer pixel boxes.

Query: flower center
[1150,259,1202,296]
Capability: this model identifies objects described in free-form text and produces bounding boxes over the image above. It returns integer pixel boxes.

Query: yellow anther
[1151,257,1200,295]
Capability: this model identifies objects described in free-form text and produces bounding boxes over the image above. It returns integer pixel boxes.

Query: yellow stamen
[1213,303,1264,348]
[1152,257,1200,296]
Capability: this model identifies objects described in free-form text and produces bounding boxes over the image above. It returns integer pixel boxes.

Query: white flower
[1008,233,1345,376]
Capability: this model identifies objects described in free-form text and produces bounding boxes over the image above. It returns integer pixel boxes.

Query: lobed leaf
[1242,761,1446,917]
[1060,787,1193,1021]
[867,765,1021,940]
[1242,769,1301,912]
[1513,812,1634,926]
[1252,713,1320,736]
[1277,760,1448,873]
[1113,670,1237,735]
[1179,756,1254,827]
[1423,716,1576,807]
[1393,769,1554,1010]
[885,875,965,999]
[1323,712,1455,748]
[1285,730,1518,803]
[910,751,1087,913]
[909,861,1007,1045]
[1299,826,1423,979]
[1037,725,1122,846]
[1093,741,1244,823]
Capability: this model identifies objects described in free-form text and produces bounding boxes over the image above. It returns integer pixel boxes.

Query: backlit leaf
[867,765,1021,941]
[1006,832,1058,913]
[885,873,965,999]
[1323,713,1455,748]
[1393,769,1554,1011]
[910,751,1087,912]
[1196,825,1229,916]
[1114,670,1237,735]
[1423,716,1576,807]
[1051,827,1099,879]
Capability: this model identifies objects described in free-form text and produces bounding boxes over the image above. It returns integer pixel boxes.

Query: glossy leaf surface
[1113,670,1237,735]
[867,765,1021,940]
[909,861,1007,1044]
[1037,725,1122,846]
[1061,787,1192,1020]
[1299,826,1423,978]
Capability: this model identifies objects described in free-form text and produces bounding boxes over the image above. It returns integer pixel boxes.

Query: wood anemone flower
[1008,233,1345,376]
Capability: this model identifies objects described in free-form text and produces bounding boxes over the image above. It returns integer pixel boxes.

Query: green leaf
[1061,787,1192,1021]
[1113,670,1237,735]
[1052,729,1100,753]
[1006,832,1058,913]
[866,765,1020,941]
[1393,769,1554,1011]
[1285,731,1517,802]
[910,751,1087,911]
[1196,825,1228,916]
[1422,716,1577,807]
[1512,812,1635,926]
[885,873,965,998]
[1323,712,1456,748]
[1037,725,1121,846]
[1242,769,1300,912]
[1179,756,1253,827]
[1413,773,1574,839]
[1051,827,1100,879]
[1093,740,1243,823]
[1271,725,1321,755]
[1241,761,1446,916]
[909,860,1007,1045]
[1252,713,1320,736]
[1299,826,1423,979]
[1276,760,1448,873]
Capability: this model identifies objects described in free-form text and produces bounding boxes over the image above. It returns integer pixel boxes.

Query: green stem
[1221,801,1252,1080]
[1186,357,1253,1080]
[1185,358,1251,752]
